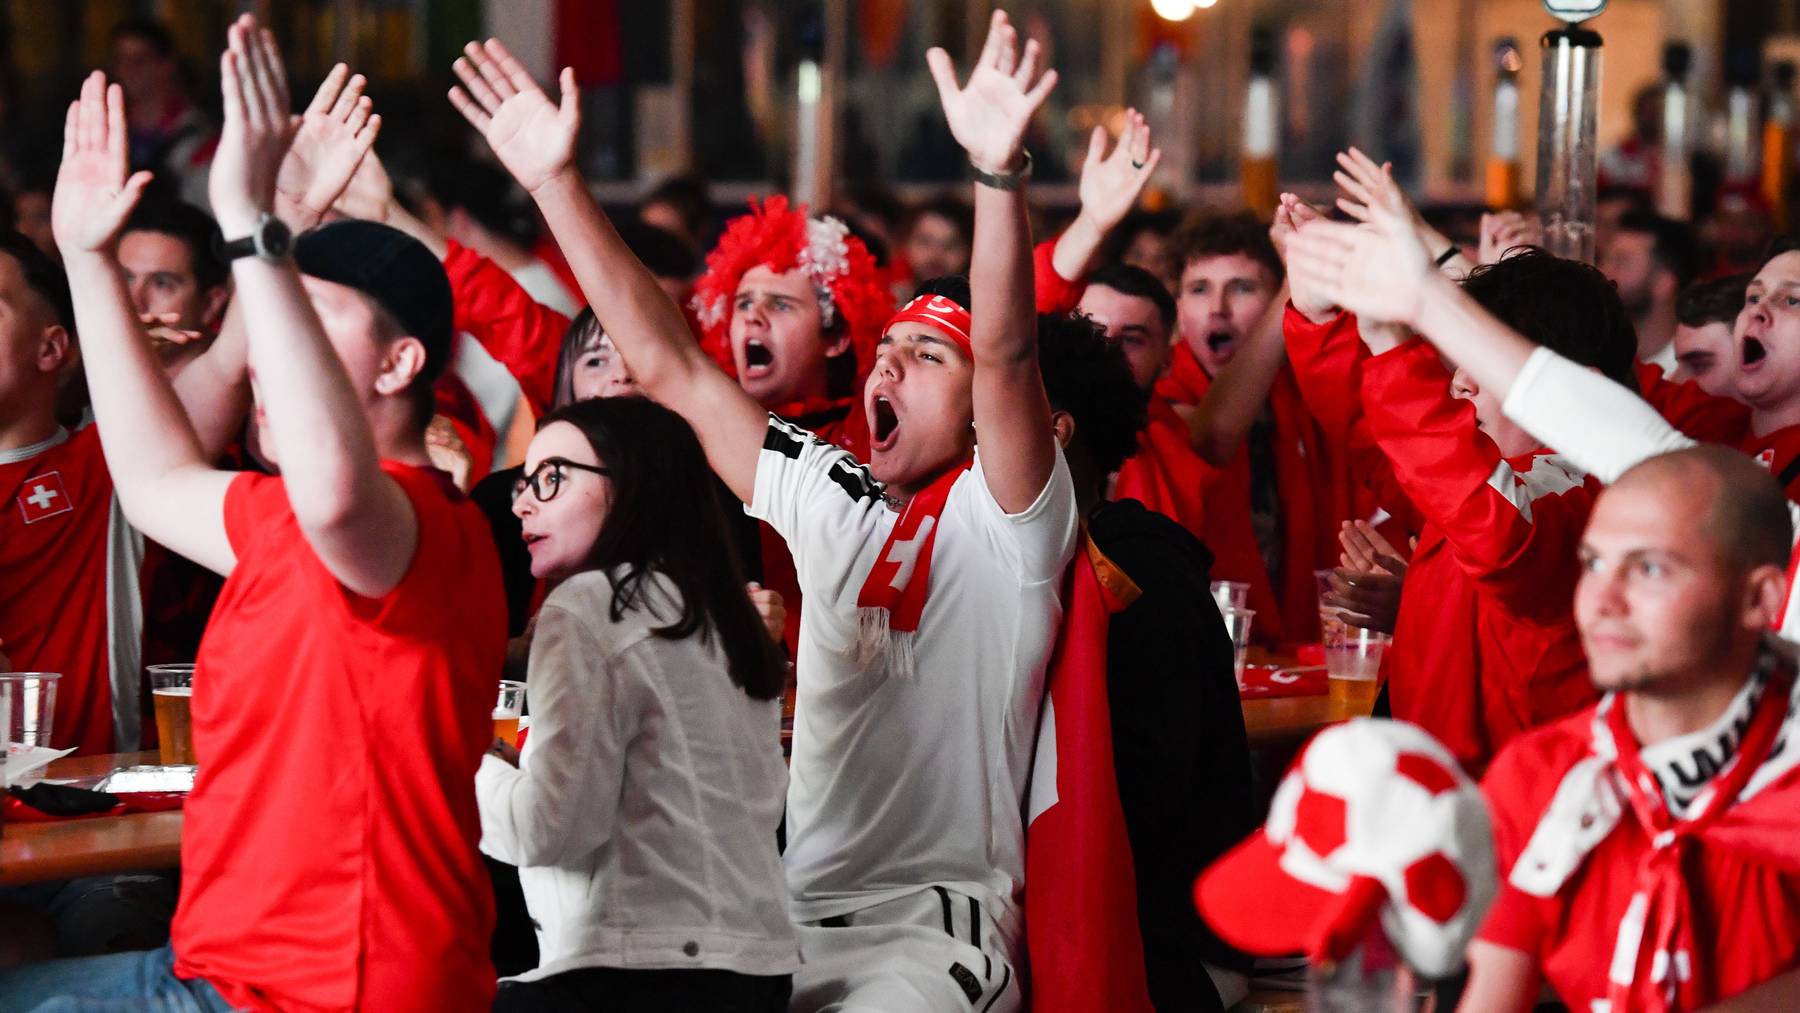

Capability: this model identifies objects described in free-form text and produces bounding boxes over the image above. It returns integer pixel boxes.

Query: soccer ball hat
[1194,718,1497,980]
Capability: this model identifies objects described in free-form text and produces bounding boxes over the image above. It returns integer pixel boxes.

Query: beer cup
[494,681,527,747]
[148,664,197,765]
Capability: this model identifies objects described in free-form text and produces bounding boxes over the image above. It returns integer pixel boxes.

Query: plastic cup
[0,673,59,748]
[1321,614,1389,712]
[1211,580,1250,615]
[494,681,527,747]
[1219,607,1256,689]
[148,664,197,765]
[1316,569,1389,711]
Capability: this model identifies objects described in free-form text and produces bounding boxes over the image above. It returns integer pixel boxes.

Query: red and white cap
[1195,718,1497,980]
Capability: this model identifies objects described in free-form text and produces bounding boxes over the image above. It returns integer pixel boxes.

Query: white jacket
[475,568,799,979]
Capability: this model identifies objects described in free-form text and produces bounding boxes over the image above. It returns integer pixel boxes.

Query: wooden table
[1,751,182,885]
[0,668,1361,887]
[1240,693,1366,749]
[1239,647,1371,749]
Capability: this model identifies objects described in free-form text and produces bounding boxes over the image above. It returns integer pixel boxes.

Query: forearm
[171,300,252,461]
[63,254,211,495]
[1049,210,1107,283]
[531,170,708,393]
[529,168,765,500]
[1409,271,1534,403]
[382,201,448,260]
[1498,348,1694,485]
[970,179,1056,509]
[1189,282,1291,465]
[444,240,567,414]
[232,259,385,527]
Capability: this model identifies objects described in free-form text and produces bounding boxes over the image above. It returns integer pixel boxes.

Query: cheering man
[448,14,1075,1010]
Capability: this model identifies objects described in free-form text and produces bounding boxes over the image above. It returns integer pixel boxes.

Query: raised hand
[210,15,298,236]
[1076,109,1161,230]
[747,582,787,646]
[1269,192,1327,262]
[925,10,1058,174]
[449,40,579,194]
[51,72,153,256]
[1272,193,1336,321]
[1478,210,1542,265]
[275,63,381,230]
[1285,213,1433,328]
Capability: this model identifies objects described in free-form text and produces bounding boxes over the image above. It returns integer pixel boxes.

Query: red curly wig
[688,195,891,390]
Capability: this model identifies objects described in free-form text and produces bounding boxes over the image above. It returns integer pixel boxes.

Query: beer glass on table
[494,681,527,747]
[1314,570,1390,713]
[148,664,197,765]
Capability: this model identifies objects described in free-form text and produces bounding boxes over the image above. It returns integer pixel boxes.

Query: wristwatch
[218,214,294,262]
[971,149,1033,191]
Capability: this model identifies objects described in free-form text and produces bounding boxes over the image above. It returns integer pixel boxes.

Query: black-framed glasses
[512,458,610,504]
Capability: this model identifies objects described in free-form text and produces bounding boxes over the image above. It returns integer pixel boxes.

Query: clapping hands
[275,63,382,230]
[926,11,1057,176]
[209,15,298,237]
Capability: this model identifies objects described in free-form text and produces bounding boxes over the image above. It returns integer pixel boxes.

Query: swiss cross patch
[17,471,73,524]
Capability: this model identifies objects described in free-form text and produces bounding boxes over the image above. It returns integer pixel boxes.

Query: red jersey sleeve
[1281,306,1418,527]
[1635,362,1752,444]
[1474,740,1552,954]
[1033,238,1085,315]
[1360,339,1594,618]
[443,239,572,415]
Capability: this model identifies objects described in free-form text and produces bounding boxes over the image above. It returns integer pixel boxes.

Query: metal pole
[1535,26,1603,262]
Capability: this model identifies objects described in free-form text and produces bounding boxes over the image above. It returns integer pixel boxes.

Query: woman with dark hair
[478,396,797,1012]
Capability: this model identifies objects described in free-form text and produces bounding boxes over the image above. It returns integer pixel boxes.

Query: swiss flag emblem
[17,471,73,524]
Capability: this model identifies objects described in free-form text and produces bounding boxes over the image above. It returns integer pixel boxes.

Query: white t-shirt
[748,415,1079,935]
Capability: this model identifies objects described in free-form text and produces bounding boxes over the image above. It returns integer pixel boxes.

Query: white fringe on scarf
[853,607,918,681]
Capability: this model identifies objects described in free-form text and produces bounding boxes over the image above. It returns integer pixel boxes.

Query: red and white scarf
[852,293,976,679]
[1510,647,1800,1011]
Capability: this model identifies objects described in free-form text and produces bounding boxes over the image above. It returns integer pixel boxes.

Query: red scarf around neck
[856,459,974,635]
[1592,656,1800,1011]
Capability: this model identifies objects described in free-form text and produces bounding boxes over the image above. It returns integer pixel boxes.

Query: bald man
[1462,447,1800,1012]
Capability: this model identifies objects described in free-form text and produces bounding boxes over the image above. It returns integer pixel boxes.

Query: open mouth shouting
[1206,329,1237,353]
[869,390,902,452]
[742,338,775,379]
[1743,335,1768,369]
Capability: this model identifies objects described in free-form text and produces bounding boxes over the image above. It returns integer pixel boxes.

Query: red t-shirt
[1478,710,1800,1008]
[171,462,506,1012]
[0,425,138,753]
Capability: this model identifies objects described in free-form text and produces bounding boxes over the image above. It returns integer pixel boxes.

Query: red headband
[884,294,973,357]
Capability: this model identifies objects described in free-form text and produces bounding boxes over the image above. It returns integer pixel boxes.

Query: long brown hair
[538,397,784,700]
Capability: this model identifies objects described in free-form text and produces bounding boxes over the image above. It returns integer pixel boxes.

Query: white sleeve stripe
[1482,454,1588,525]
[105,495,145,752]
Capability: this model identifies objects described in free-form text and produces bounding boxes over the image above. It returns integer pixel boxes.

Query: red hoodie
[1285,308,1602,770]
[1150,341,1356,645]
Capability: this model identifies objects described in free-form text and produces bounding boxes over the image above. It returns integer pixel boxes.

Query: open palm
[275,64,380,227]
[52,72,151,255]
[1077,109,1159,230]
[926,11,1057,174]
[449,40,578,194]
